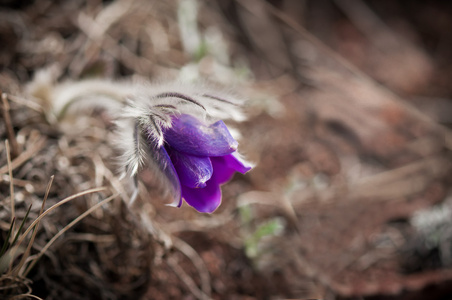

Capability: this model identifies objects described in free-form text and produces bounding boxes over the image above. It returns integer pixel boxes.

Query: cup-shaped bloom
[150,114,251,213]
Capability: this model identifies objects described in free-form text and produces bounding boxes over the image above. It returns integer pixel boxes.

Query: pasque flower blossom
[25,73,252,213]
[153,114,251,212]
[116,84,253,213]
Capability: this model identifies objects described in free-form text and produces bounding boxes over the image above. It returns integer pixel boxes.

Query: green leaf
[0,218,15,258]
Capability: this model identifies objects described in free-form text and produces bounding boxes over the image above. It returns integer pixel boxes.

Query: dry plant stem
[1,92,19,158]
[0,176,33,190]
[0,276,33,298]
[69,0,133,76]
[166,213,234,233]
[0,137,47,174]
[253,0,452,149]
[333,0,401,48]
[12,187,107,259]
[12,176,54,277]
[5,140,15,235]
[138,210,173,250]
[290,154,450,208]
[77,12,154,75]
[0,279,20,291]
[9,295,43,300]
[172,237,211,298]
[59,233,115,244]
[234,0,368,79]
[167,256,211,300]
[93,154,131,204]
[7,95,44,114]
[23,193,119,277]
[0,275,31,289]
[288,246,336,296]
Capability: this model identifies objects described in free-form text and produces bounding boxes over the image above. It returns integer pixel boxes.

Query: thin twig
[13,176,54,277]
[23,193,119,276]
[77,12,154,75]
[13,187,107,256]
[235,0,368,79]
[0,137,47,174]
[2,92,19,158]
[5,140,15,235]
[333,0,402,49]
[0,175,34,191]
[173,237,211,298]
[167,256,211,300]
[9,294,44,300]
[244,0,452,150]
[7,94,44,114]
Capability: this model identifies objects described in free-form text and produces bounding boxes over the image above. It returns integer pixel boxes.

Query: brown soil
[2,0,452,299]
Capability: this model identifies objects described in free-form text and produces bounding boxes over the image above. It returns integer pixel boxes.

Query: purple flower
[116,85,252,213]
[149,114,252,213]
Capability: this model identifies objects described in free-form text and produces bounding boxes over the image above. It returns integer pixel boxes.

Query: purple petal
[145,143,182,207]
[167,147,213,188]
[211,152,253,184]
[181,179,222,213]
[181,152,252,213]
[164,114,238,156]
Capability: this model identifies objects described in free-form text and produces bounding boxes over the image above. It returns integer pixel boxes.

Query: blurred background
[1,0,452,299]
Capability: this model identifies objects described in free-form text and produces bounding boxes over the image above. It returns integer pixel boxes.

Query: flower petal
[143,143,182,207]
[167,147,213,188]
[164,114,238,156]
[181,179,222,213]
[211,152,253,184]
[181,152,252,213]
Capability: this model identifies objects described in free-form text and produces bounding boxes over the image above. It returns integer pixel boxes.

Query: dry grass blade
[235,0,367,78]
[173,237,211,298]
[252,0,452,150]
[5,140,15,235]
[0,277,23,291]
[7,95,44,114]
[0,137,47,174]
[289,155,451,208]
[23,193,119,276]
[0,275,33,298]
[13,176,54,277]
[167,256,211,300]
[2,93,19,158]
[12,187,107,258]
[77,12,154,75]
[9,294,43,300]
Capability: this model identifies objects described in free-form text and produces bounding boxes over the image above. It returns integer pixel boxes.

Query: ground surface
[1,0,452,299]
